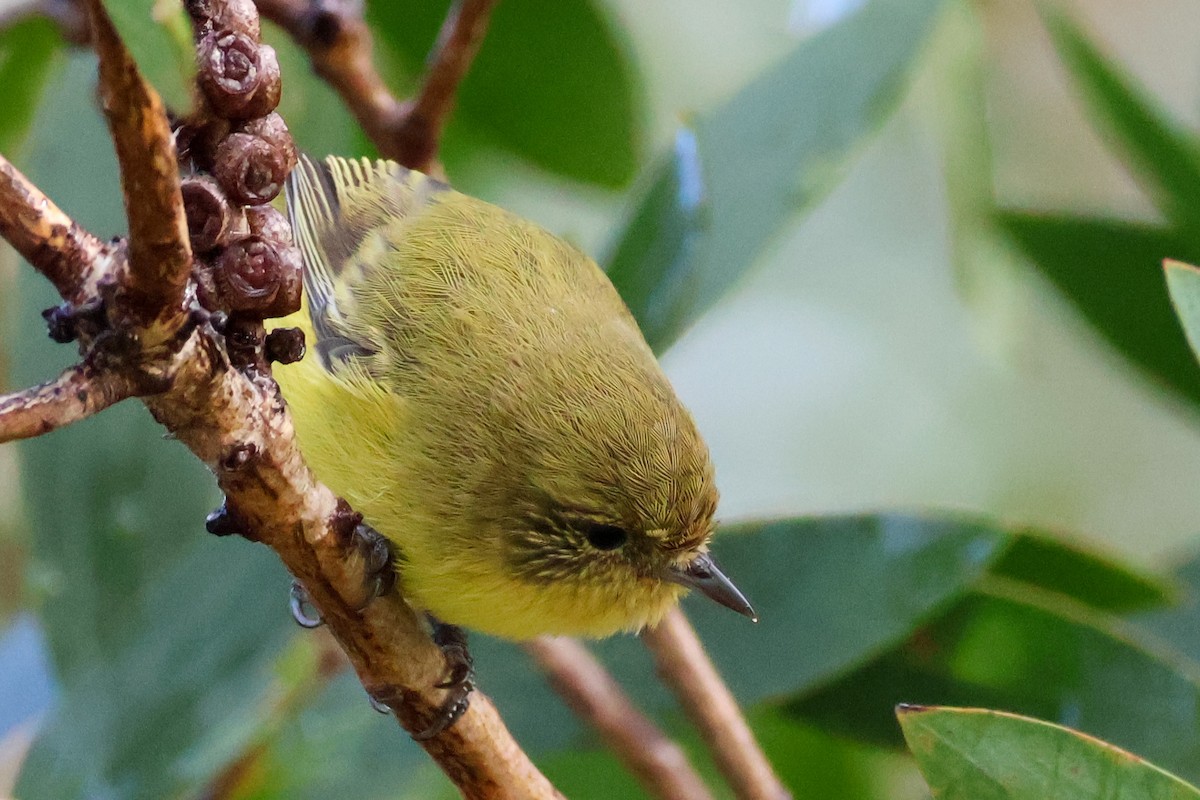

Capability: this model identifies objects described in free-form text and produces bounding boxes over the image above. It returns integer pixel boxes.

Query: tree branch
[0,361,136,443]
[642,608,790,800]
[525,637,715,800]
[394,0,498,170]
[0,154,112,306]
[254,0,402,155]
[253,0,498,173]
[83,0,191,335]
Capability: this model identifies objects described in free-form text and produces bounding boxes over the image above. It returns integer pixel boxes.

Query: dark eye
[584,523,628,551]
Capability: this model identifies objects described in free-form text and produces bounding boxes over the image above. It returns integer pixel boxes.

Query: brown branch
[0,155,111,305]
[642,608,790,800]
[526,637,715,800]
[394,0,498,170]
[254,0,498,173]
[82,0,191,335]
[254,0,402,155]
[0,361,135,443]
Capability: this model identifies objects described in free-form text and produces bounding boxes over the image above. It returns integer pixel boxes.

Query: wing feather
[284,154,450,369]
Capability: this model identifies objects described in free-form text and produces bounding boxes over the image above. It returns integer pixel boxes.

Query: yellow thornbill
[277,155,754,642]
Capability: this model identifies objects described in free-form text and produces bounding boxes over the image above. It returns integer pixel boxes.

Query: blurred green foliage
[3,0,1200,798]
[0,18,60,156]
[366,0,641,187]
[606,0,941,350]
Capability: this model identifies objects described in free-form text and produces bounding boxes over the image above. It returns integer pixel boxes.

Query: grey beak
[667,552,757,622]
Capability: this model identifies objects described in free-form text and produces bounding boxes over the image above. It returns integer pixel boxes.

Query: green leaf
[366,0,640,188]
[990,530,1175,613]
[998,212,1200,407]
[1045,11,1200,239]
[17,539,294,799]
[790,584,1200,783]
[605,0,945,352]
[683,515,1008,702]
[737,709,884,800]
[1166,260,1200,363]
[100,0,194,111]
[538,749,659,800]
[928,0,1008,301]
[900,706,1200,799]
[0,18,61,155]
[232,668,431,800]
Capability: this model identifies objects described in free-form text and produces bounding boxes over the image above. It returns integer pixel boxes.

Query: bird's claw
[412,618,475,741]
[289,579,323,628]
[351,521,397,609]
[368,692,392,715]
[412,682,473,741]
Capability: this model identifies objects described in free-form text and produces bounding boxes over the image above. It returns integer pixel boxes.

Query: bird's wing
[285,154,449,370]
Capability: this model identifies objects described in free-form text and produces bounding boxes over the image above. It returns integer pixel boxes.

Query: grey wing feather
[285,154,449,370]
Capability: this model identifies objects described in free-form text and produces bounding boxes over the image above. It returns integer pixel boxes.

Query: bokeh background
[4,0,1200,797]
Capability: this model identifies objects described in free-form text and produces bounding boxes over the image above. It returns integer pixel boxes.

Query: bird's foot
[288,511,393,626]
[329,501,397,609]
[351,521,397,609]
[411,617,475,741]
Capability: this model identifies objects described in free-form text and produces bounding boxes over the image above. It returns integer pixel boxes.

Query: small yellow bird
[277,155,754,643]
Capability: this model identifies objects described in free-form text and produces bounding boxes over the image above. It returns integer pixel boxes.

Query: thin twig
[0,362,136,443]
[254,0,498,173]
[83,0,191,335]
[0,155,111,305]
[393,0,498,170]
[255,0,403,153]
[525,637,716,800]
[642,608,791,800]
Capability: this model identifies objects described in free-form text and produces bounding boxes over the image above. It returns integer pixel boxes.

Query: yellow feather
[275,155,727,639]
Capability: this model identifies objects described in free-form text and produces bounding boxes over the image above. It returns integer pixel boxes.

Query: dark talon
[328,500,396,608]
[350,521,396,608]
[412,617,475,741]
[412,690,472,741]
[289,579,323,628]
[435,663,473,691]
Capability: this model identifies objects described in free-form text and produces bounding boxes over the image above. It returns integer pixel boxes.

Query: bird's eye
[584,523,628,551]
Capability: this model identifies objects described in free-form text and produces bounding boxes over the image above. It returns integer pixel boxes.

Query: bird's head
[494,386,755,636]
